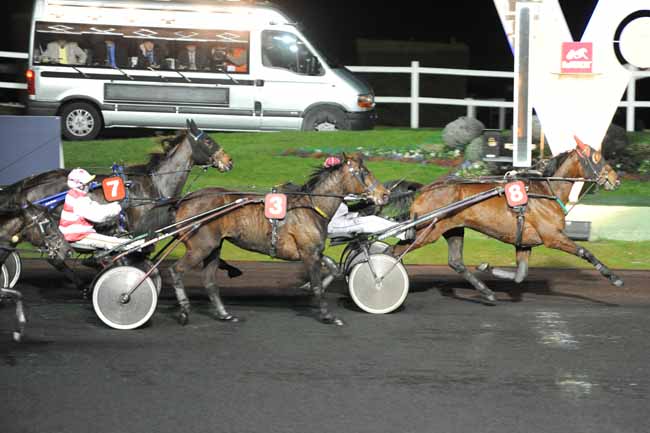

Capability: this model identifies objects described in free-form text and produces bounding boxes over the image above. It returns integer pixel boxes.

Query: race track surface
[2,260,650,433]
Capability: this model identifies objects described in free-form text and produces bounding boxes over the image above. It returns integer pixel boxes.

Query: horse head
[574,136,620,191]
[186,119,233,172]
[340,153,389,205]
[20,202,72,262]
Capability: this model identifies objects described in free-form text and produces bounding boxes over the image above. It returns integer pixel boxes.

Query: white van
[26,0,377,140]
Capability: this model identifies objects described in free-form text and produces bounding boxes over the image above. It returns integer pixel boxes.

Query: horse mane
[300,164,340,192]
[128,131,187,174]
[536,150,573,177]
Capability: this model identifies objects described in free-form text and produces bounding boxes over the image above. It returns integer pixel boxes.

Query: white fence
[348,61,650,132]
[2,52,649,130]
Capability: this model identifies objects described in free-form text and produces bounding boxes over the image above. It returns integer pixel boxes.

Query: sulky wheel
[344,241,391,278]
[92,266,158,330]
[348,253,409,314]
[3,251,22,289]
[1,264,7,290]
[133,259,162,296]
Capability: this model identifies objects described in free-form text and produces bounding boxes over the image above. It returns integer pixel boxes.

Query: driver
[323,157,409,240]
[58,168,140,250]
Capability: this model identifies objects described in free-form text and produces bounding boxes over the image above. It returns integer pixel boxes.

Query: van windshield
[261,30,337,76]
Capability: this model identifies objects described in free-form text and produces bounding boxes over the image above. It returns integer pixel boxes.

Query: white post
[499,106,506,130]
[411,61,420,129]
[626,77,636,132]
[465,98,476,118]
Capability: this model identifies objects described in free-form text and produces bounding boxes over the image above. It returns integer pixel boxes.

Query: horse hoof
[217,314,240,323]
[321,315,345,326]
[227,268,243,279]
[482,294,498,306]
[178,312,189,326]
[612,278,624,288]
[477,263,490,273]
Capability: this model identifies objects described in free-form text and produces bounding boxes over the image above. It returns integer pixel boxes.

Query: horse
[391,136,622,304]
[1,201,72,341]
[0,119,234,290]
[168,154,390,326]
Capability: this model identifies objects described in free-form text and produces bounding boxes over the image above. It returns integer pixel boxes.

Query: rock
[442,116,485,149]
[464,136,484,161]
[602,123,628,159]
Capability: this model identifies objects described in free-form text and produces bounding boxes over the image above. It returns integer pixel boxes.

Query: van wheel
[60,102,102,141]
[302,107,350,132]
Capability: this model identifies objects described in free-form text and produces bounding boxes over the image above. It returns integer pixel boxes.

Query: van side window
[262,30,323,76]
[33,21,250,73]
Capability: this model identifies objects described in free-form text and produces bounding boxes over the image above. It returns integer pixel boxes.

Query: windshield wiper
[215,67,239,85]
[175,69,192,83]
[148,66,168,82]
[71,65,89,78]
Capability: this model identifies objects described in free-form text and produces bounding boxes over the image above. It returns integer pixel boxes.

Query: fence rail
[348,61,650,132]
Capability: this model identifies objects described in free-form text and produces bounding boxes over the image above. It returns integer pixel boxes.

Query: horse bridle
[188,129,222,166]
[22,206,68,260]
[346,160,380,198]
[575,147,612,188]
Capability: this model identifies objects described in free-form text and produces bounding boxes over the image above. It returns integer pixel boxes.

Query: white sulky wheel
[134,259,162,296]
[4,252,22,289]
[92,266,158,330]
[1,264,7,289]
[348,253,409,314]
[344,241,390,277]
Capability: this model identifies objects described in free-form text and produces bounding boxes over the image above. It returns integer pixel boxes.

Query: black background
[3,0,645,127]
[0,0,602,67]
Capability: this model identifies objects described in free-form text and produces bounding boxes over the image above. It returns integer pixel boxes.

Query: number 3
[269,196,283,215]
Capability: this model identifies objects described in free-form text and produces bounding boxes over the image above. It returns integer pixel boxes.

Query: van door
[257,29,331,130]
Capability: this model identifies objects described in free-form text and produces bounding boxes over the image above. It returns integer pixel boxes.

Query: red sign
[561,42,593,74]
[102,177,126,202]
[505,181,528,207]
[264,193,287,220]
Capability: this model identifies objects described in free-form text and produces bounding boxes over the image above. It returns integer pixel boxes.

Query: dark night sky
[2,0,601,69]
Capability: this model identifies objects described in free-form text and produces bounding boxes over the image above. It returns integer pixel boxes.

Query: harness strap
[270,219,279,258]
[514,206,526,247]
[312,205,329,219]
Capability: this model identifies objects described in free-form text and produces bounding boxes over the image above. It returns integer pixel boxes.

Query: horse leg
[169,247,206,325]
[478,247,531,283]
[304,251,344,326]
[217,259,243,278]
[544,234,624,287]
[202,252,239,322]
[48,258,88,298]
[298,255,338,294]
[444,228,497,305]
[1,287,26,342]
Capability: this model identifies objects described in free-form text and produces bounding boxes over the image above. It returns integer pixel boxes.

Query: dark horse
[1,202,72,341]
[169,154,389,326]
[0,120,233,289]
[392,137,622,303]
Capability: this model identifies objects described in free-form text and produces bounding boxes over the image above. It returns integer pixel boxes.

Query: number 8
[508,184,523,202]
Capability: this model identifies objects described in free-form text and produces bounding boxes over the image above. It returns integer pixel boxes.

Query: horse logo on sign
[561,42,593,73]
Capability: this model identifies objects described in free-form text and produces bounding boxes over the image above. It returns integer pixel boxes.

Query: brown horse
[169,154,389,326]
[392,137,622,303]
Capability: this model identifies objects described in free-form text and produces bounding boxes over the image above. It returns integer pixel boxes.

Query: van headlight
[357,93,375,109]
